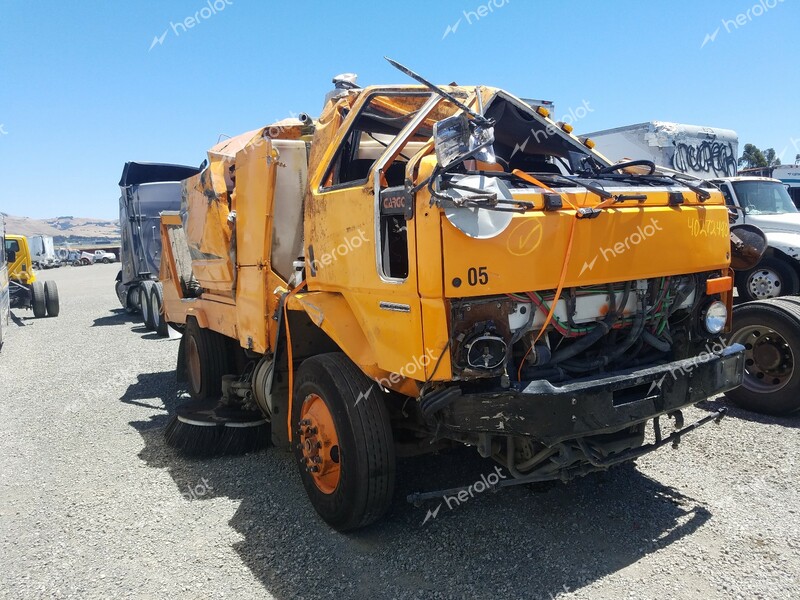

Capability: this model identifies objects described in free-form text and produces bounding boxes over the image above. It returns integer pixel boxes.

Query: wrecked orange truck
[157,62,748,530]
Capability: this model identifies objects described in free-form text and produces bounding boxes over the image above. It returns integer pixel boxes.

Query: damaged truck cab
[160,72,746,531]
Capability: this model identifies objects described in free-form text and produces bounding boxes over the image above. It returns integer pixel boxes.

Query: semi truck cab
[711,176,800,301]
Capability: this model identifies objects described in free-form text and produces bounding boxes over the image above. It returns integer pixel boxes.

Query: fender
[763,231,800,262]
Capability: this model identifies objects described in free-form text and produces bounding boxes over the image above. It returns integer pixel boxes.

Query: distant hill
[1,214,121,245]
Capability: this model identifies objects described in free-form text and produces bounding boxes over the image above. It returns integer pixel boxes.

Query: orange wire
[515,198,580,381]
[283,280,307,443]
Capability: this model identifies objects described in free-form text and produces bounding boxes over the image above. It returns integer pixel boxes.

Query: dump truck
[4,234,60,318]
[158,62,752,531]
[117,162,201,334]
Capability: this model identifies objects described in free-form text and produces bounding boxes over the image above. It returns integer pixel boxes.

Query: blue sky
[1,0,798,219]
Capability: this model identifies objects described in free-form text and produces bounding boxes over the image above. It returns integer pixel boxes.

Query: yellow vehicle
[5,234,60,318]
[0,220,9,348]
[160,62,747,531]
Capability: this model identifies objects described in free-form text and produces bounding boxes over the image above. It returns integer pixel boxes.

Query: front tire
[31,281,47,318]
[738,256,800,301]
[292,353,395,531]
[726,298,800,415]
[44,281,60,317]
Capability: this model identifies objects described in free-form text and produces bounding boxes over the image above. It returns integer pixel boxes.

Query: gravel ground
[1,263,798,599]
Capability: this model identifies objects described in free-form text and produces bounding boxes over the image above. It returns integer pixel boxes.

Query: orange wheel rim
[299,393,341,494]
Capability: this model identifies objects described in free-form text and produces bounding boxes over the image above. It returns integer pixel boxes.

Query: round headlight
[703,300,727,335]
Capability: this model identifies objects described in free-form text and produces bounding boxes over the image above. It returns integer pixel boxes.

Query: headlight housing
[703,300,727,335]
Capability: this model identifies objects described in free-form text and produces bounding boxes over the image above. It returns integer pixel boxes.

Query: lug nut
[312,456,322,464]
[299,419,311,426]
[310,466,320,473]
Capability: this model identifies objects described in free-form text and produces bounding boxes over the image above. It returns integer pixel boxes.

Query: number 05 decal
[467,266,489,286]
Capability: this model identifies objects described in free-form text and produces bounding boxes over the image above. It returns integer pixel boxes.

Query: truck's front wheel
[738,256,799,301]
[292,353,395,531]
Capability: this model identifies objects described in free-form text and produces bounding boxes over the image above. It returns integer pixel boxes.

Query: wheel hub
[736,326,794,391]
[748,269,782,299]
[298,393,341,494]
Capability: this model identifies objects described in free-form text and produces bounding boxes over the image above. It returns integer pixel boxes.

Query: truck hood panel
[441,203,731,296]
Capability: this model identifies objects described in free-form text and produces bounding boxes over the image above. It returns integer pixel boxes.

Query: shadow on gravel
[92,308,141,327]
[125,370,713,599]
[699,396,800,429]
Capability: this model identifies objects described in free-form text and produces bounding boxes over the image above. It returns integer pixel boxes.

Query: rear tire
[292,353,395,531]
[31,281,46,318]
[140,280,155,330]
[183,318,230,401]
[726,298,800,415]
[150,282,168,337]
[737,256,800,301]
[44,281,60,317]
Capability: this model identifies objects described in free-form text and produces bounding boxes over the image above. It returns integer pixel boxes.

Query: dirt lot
[1,264,798,599]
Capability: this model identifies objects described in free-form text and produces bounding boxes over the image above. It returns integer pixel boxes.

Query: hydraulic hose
[549,281,631,365]
[560,293,647,372]
[642,330,671,352]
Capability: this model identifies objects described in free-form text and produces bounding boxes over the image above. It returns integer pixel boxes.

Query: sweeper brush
[165,399,270,457]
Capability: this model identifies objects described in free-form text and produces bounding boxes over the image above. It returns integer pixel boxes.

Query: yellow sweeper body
[159,80,744,530]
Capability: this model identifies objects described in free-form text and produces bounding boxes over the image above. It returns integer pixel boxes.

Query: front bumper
[439,343,745,446]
